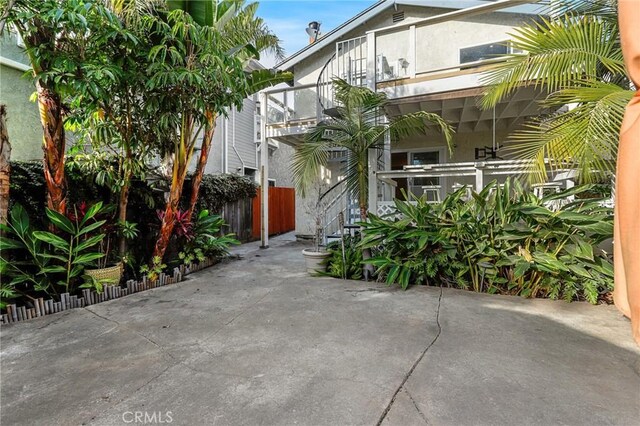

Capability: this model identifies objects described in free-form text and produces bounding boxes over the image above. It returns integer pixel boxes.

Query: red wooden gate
[252,187,295,239]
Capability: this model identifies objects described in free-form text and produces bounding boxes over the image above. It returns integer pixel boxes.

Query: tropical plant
[66,3,160,256]
[140,255,166,282]
[324,234,363,280]
[146,9,250,262]
[362,180,614,303]
[166,0,288,222]
[293,79,454,221]
[0,202,108,306]
[481,0,631,182]
[0,0,123,214]
[182,209,239,258]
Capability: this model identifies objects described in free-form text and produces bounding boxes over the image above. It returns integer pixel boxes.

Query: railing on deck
[265,82,326,126]
[373,159,595,216]
[317,36,368,113]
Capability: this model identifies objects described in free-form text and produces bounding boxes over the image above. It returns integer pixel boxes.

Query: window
[410,151,440,194]
[460,41,508,64]
[243,167,257,179]
[254,113,261,143]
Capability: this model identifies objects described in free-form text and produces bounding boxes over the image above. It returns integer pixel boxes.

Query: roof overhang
[384,85,549,134]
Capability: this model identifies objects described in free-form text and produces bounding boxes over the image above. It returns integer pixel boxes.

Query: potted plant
[81,203,139,285]
[301,182,331,274]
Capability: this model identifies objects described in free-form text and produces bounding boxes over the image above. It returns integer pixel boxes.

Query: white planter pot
[302,249,331,274]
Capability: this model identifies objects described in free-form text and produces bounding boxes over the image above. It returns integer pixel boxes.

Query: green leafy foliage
[0,202,108,307]
[187,173,258,214]
[180,209,240,263]
[361,180,613,303]
[481,2,630,182]
[324,235,363,280]
[9,161,110,227]
[140,256,166,282]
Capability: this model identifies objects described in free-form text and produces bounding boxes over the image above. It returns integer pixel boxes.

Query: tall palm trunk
[152,113,197,261]
[0,105,10,226]
[357,156,375,280]
[37,81,67,215]
[185,110,216,222]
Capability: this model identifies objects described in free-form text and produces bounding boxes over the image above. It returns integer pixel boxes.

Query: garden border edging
[0,257,220,325]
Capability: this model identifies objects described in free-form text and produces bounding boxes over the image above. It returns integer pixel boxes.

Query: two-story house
[258,0,550,243]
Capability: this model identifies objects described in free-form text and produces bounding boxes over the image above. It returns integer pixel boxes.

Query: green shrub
[186,173,258,214]
[9,161,111,226]
[0,203,108,307]
[362,180,613,303]
[324,234,364,280]
[178,209,240,265]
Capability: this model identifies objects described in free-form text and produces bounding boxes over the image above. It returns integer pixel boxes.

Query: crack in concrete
[84,307,178,362]
[405,388,429,425]
[375,287,443,426]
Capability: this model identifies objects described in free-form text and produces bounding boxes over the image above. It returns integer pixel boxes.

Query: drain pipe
[231,108,246,174]
[223,109,228,173]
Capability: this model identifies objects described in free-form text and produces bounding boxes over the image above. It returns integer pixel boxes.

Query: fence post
[260,92,269,248]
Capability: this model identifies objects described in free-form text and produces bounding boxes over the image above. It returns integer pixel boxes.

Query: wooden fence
[252,187,296,239]
[219,197,253,243]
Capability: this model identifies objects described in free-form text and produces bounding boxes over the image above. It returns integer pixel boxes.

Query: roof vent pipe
[306,21,321,44]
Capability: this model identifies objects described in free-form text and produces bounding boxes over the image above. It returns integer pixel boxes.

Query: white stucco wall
[292,6,530,86]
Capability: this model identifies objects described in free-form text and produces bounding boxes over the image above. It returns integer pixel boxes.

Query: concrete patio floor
[1,234,639,426]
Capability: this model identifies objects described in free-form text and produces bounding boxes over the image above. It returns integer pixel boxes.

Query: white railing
[319,179,360,244]
[317,36,368,113]
[372,159,616,216]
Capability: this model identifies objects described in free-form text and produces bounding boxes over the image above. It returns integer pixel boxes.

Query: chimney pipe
[306,21,321,44]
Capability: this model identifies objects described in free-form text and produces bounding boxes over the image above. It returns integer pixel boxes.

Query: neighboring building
[262,0,551,238]
[194,59,293,188]
[0,31,41,161]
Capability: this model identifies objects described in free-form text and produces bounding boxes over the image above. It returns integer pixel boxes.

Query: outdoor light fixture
[475,146,502,160]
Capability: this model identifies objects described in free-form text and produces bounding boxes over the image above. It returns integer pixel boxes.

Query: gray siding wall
[227,97,257,174]
[202,97,258,177]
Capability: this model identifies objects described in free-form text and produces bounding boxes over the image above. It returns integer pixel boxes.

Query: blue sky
[257,0,378,67]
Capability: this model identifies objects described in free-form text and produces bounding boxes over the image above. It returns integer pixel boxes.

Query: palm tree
[481,0,632,182]
[293,79,454,221]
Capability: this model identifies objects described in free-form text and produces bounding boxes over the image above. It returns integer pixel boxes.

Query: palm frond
[246,69,292,93]
[292,138,333,197]
[547,0,618,23]
[504,81,631,182]
[481,15,623,108]
[333,78,386,112]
